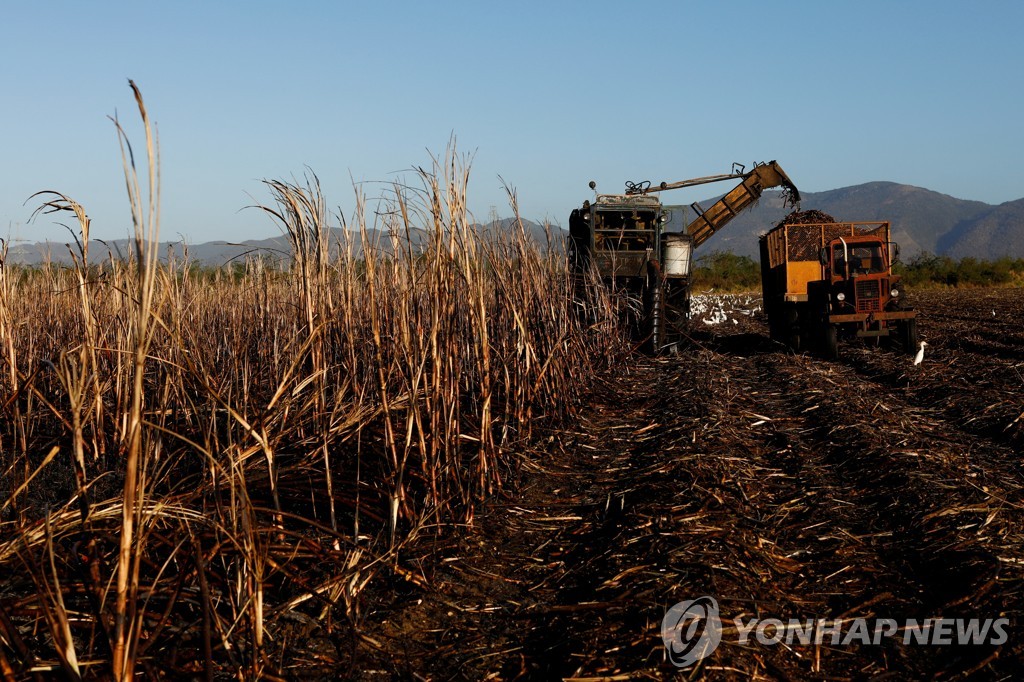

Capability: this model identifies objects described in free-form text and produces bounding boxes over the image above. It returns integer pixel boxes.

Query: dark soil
[351,288,1024,680]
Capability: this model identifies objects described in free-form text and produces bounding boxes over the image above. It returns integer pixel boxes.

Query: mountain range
[1,222,560,267]
[4,182,1022,265]
[693,182,1024,260]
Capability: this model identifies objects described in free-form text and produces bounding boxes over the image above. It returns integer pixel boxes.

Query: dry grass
[0,86,624,678]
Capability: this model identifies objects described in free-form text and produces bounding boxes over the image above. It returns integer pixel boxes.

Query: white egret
[913,341,927,366]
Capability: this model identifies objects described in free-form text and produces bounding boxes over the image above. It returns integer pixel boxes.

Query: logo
[661,596,722,667]
[660,595,1010,667]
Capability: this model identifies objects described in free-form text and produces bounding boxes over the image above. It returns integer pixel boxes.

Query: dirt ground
[351,287,1024,680]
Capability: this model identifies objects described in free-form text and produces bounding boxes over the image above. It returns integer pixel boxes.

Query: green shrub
[691,251,761,292]
[894,252,1024,287]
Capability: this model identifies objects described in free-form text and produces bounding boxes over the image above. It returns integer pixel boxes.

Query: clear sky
[2,1,1022,244]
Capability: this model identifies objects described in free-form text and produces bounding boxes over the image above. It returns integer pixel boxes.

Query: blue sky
[2,1,1021,244]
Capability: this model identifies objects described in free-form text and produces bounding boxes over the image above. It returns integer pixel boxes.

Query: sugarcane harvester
[569,161,800,351]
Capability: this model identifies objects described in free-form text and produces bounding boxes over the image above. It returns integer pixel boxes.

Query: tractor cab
[570,194,663,279]
[820,235,904,316]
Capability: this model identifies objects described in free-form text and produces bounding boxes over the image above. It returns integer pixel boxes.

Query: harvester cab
[569,193,690,352]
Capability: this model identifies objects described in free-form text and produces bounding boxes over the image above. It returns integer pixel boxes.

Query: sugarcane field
[2,95,1022,677]
[4,6,1024,679]
[5,189,1023,679]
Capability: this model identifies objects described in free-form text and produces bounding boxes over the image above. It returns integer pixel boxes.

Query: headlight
[890,288,900,298]
[836,292,846,301]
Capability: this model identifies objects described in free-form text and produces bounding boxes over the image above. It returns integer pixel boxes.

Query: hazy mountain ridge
[4,183,1022,264]
[936,198,1024,259]
[2,220,561,267]
[696,182,1008,259]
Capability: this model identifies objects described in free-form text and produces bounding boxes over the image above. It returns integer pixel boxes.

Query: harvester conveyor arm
[684,161,800,249]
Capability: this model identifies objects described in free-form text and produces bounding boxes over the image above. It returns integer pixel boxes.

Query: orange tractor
[759,220,918,359]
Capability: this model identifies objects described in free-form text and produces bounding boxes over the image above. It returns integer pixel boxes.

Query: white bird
[913,341,927,366]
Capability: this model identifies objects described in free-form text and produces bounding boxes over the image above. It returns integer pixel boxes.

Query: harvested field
[354,287,1024,680]
[1,88,636,680]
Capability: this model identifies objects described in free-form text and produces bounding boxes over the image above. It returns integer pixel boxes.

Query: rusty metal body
[676,161,799,248]
[569,193,689,352]
[759,221,918,358]
[571,161,799,352]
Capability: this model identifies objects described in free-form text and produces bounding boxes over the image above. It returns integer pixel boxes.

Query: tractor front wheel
[900,318,919,354]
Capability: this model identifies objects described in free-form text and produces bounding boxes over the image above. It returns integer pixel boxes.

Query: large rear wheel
[766,304,783,343]
[820,323,839,360]
[785,308,802,352]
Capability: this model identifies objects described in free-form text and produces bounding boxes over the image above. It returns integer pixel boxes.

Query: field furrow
[360,288,1024,680]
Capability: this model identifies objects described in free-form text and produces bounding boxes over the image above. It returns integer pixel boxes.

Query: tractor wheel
[821,323,839,360]
[900,318,919,354]
[785,308,802,352]
[766,307,783,343]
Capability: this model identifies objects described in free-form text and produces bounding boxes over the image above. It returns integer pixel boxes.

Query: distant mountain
[478,217,566,249]
[5,234,304,267]
[5,186,1023,265]
[2,219,560,267]
[937,198,1024,259]
[696,182,1005,259]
